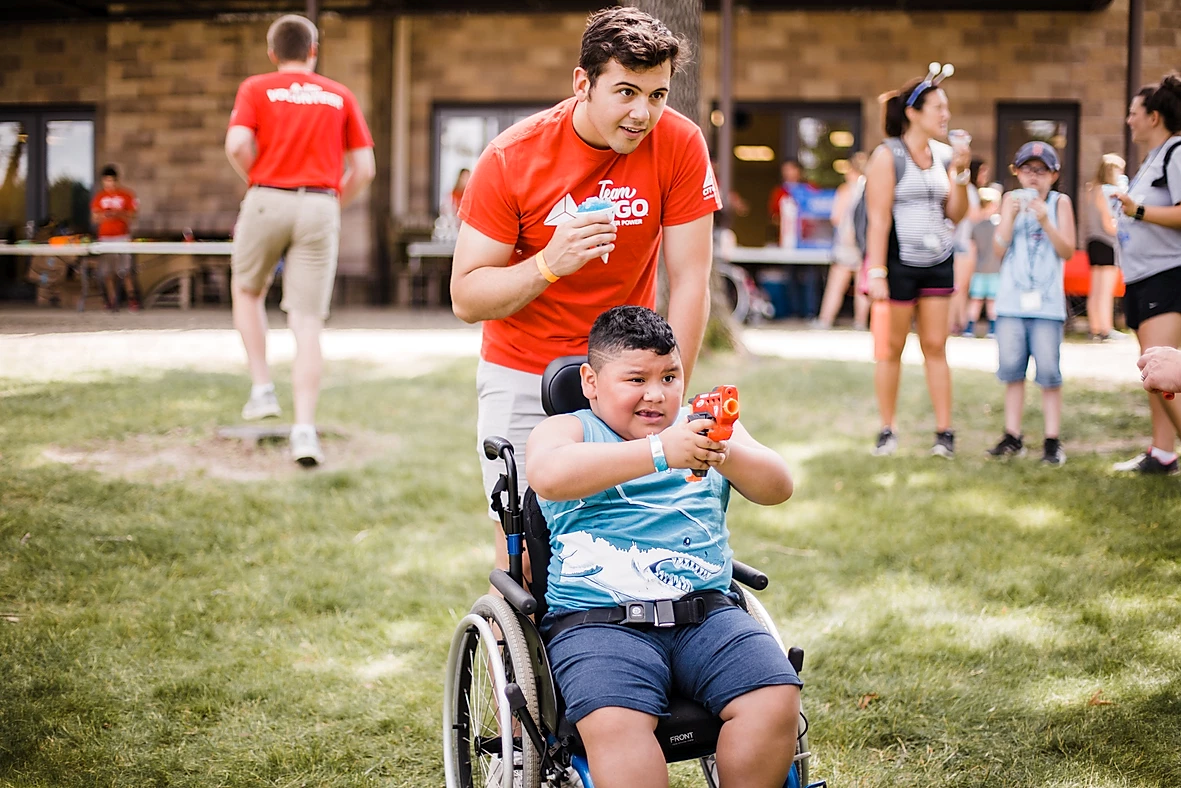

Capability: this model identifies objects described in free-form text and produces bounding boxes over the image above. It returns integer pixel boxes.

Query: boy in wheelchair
[525,305,802,788]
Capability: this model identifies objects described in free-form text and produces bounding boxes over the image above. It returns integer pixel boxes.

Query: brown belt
[255,184,337,197]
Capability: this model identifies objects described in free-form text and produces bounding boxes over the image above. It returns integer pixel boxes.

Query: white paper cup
[576,204,617,263]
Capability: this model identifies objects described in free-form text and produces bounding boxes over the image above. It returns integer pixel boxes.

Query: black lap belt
[256,184,337,197]
[544,591,738,643]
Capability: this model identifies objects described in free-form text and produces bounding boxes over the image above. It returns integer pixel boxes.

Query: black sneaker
[987,432,1026,458]
[873,427,898,456]
[1041,437,1066,466]
[931,430,955,459]
[1112,451,1180,475]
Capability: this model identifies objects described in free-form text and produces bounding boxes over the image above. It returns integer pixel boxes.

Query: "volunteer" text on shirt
[265,83,344,110]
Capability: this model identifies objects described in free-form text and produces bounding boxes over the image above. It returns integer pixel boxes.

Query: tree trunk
[621,0,744,354]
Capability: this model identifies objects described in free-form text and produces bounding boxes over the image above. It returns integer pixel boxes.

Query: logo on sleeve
[702,167,718,201]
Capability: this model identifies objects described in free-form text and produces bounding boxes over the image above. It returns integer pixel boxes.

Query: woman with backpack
[1110,74,1181,475]
[864,65,972,458]
[814,152,870,330]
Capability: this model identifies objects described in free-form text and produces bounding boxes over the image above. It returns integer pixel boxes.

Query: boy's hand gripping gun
[686,385,739,481]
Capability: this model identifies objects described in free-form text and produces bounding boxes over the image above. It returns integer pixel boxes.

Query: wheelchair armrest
[732,560,768,591]
[490,568,537,615]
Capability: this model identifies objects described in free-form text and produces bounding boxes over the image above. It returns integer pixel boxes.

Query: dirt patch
[40,426,397,482]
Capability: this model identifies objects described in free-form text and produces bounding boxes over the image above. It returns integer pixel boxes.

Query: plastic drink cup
[948,129,971,152]
[576,197,617,263]
[1011,187,1039,211]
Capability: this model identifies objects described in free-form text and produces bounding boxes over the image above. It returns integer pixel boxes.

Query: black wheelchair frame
[442,356,824,788]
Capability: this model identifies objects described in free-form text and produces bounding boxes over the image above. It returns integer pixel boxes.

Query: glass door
[996,103,1079,203]
[45,117,94,235]
[0,119,30,243]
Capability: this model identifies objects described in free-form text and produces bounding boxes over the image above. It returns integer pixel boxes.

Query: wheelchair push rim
[443,595,542,788]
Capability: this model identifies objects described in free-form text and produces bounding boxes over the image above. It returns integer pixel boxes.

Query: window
[0,108,94,300]
[716,101,862,248]
[996,103,1079,203]
[0,109,94,241]
[431,104,548,216]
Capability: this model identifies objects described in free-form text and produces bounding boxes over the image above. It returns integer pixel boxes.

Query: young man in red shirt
[450,6,719,572]
[225,13,375,466]
[90,164,139,311]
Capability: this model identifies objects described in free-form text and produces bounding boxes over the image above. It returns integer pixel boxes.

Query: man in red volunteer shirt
[451,7,719,571]
[90,164,140,312]
[225,13,375,467]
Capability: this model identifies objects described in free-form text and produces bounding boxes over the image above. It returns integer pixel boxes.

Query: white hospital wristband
[648,434,669,473]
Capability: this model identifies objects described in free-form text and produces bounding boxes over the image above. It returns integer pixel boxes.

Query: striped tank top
[892,139,955,267]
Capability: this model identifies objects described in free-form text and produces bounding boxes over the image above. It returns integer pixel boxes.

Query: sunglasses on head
[906,62,955,108]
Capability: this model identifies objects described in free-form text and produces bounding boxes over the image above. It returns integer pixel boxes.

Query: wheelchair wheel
[737,587,813,788]
[443,595,542,788]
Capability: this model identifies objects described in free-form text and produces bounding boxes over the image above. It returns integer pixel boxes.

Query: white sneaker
[484,752,524,788]
[289,426,324,467]
[241,389,281,420]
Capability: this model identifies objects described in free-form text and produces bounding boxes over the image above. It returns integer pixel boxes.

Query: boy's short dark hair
[100,164,118,179]
[587,305,677,370]
[267,14,317,63]
[579,7,687,88]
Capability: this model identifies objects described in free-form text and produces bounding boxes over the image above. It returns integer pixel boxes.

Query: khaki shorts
[96,234,132,279]
[476,359,546,517]
[231,186,340,318]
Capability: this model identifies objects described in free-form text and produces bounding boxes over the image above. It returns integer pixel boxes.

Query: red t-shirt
[459,97,721,375]
[228,71,373,192]
[90,186,138,238]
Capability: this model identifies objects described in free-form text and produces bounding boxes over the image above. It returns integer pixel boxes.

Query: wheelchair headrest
[541,355,590,416]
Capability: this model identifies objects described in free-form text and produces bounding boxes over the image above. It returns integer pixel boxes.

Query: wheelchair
[443,356,824,788]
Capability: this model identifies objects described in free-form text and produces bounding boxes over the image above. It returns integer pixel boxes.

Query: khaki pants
[230,186,340,318]
[476,359,546,517]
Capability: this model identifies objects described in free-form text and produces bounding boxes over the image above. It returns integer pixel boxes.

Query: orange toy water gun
[686,385,739,481]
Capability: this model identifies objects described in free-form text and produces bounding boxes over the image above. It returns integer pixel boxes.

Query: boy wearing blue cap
[987,142,1077,465]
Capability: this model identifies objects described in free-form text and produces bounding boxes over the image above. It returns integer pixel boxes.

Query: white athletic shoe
[289,426,324,467]
[241,389,281,421]
[484,752,524,788]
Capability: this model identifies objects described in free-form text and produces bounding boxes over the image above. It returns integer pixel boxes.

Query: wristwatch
[1134,204,1146,221]
[954,170,971,186]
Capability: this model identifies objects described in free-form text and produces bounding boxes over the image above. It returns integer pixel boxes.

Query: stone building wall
[2,4,1176,292]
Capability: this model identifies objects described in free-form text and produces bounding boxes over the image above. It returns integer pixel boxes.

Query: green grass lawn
[2,354,1179,787]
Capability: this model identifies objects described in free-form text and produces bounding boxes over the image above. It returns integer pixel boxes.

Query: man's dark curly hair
[579,6,687,88]
[587,305,677,371]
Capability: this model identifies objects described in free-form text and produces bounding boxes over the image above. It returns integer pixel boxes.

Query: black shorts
[1124,266,1181,330]
[887,255,955,304]
[1087,239,1116,267]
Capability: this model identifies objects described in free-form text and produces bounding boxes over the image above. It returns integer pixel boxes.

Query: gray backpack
[851,138,907,257]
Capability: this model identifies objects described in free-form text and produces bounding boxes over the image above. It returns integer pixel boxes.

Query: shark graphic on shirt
[553,530,724,603]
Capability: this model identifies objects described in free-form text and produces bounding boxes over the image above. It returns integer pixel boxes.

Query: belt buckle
[625,601,653,625]
[654,599,676,627]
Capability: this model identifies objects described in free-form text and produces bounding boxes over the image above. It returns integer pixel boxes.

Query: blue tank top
[996,191,1067,321]
[539,409,734,612]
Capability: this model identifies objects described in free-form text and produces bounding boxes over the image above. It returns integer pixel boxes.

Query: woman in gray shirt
[1111,74,1181,475]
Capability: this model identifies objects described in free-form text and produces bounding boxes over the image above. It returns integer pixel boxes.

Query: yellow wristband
[535,251,559,284]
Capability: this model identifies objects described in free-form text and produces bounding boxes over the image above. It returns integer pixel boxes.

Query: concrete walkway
[0,307,1143,386]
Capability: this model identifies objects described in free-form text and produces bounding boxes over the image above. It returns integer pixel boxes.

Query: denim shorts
[995,316,1063,388]
[542,604,802,725]
[969,272,999,300]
